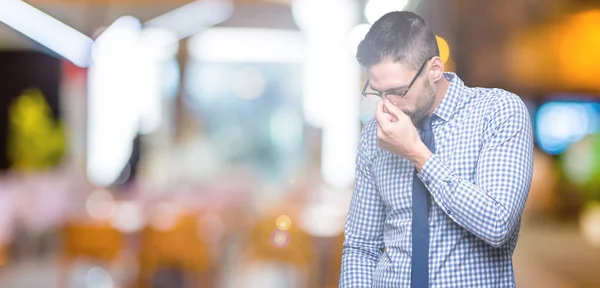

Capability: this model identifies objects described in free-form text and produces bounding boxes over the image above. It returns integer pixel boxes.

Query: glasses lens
[364,94,381,105]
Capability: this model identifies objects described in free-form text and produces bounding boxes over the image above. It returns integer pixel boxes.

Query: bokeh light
[556,10,600,90]
[276,215,292,231]
[149,202,180,231]
[232,67,266,100]
[84,266,114,288]
[85,189,116,221]
[561,134,600,201]
[580,202,600,248]
[270,230,290,249]
[537,102,600,155]
[109,201,144,233]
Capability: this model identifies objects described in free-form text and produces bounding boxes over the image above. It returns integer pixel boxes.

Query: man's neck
[427,76,451,116]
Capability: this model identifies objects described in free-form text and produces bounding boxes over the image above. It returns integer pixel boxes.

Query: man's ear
[428,56,445,84]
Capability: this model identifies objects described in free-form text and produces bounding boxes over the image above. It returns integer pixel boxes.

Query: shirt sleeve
[417,94,534,247]
[340,121,386,287]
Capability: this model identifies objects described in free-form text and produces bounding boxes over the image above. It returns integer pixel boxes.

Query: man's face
[366,59,436,125]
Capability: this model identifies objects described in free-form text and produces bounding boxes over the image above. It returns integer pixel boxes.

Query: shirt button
[425,181,430,185]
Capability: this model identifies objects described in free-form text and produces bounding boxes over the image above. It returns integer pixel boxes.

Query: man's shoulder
[467,86,527,116]
[357,117,379,157]
[464,87,530,137]
[362,117,379,135]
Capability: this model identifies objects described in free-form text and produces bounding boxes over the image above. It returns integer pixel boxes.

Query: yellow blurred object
[0,244,6,267]
[505,25,555,91]
[506,9,600,92]
[580,201,600,248]
[59,221,124,287]
[237,209,317,287]
[276,214,292,231]
[61,221,123,262]
[137,213,213,287]
[8,88,66,171]
[555,10,600,91]
[248,211,314,267]
[436,35,450,64]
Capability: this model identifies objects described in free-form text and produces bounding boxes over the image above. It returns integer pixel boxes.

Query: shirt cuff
[416,154,458,214]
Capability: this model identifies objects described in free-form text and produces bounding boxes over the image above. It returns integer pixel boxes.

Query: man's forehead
[367,61,414,91]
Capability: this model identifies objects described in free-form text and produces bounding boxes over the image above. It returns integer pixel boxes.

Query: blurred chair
[137,213,214,288]
[237,210,317,288]
[59,220,124,287]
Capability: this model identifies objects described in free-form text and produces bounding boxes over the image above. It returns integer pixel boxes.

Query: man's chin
[409,114,425,126]
[402,110,423,126]
[402,110,414,119]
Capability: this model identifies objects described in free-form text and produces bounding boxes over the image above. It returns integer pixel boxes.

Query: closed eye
[371,86,408,94]
[386,88,408,96]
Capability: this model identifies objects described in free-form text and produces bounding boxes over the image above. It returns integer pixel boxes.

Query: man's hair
[356,11,439,70]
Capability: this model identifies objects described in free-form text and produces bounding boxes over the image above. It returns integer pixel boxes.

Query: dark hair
[356,11,439,70]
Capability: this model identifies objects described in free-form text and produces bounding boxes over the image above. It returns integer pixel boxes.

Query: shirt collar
[433,72,464,122]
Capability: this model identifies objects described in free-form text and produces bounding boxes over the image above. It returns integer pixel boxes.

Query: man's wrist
[408,143,433,171]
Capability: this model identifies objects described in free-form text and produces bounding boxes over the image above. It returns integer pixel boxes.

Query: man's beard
[406,81,436,126]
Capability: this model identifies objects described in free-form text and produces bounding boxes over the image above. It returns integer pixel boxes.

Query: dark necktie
[411,116,435,288]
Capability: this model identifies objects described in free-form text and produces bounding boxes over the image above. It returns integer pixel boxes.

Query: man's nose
[383,95,401,106]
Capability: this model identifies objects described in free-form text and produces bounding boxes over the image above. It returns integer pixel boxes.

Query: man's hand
[375,99,433,170]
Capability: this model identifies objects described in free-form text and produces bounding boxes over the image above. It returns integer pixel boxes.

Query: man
[340,11,533,288]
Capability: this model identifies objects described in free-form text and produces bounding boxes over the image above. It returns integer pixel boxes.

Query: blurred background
[0,0,600,287]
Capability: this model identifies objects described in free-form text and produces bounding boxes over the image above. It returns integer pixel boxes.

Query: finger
[384,103,399,122]
[375,100,392,131]
[383,99,406,121]
[382,104,397,122]
[379,100,393,122]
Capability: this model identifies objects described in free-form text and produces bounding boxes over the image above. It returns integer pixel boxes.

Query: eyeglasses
[361,56,434,103]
